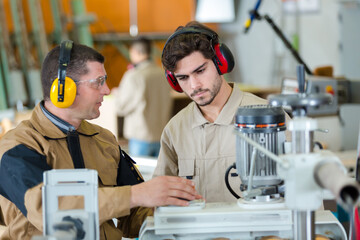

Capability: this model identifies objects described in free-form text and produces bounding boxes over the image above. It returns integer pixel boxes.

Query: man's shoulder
[240,91,269,106]
[123,62,163,81]
[122,67,138,79]
[82,121,118,144]
[0,120,40,156]
[229,83,267,105]
[242,91,267,100]
[135,60,162,74]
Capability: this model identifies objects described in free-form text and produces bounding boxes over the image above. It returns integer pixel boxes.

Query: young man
[115,37,172,157]
[153,21,281,203]
[0,41,200,239]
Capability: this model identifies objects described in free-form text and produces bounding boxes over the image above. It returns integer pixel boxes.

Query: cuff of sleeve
[98,186,132,224]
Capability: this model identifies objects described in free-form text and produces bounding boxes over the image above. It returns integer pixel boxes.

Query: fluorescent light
[195,0,235,23]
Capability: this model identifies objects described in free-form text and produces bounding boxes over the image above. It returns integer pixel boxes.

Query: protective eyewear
[75,75,107,89]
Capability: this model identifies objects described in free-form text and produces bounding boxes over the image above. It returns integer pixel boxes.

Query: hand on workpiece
[130,176,202,208]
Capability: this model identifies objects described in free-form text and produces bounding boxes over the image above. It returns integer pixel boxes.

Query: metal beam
[49,0,68,43]
[71,0,94,47]
[28,0,49,63]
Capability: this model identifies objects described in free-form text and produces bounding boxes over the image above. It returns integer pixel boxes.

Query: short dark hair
[41,43,105,100]
[161,21,219,72]
[130,37,152,56]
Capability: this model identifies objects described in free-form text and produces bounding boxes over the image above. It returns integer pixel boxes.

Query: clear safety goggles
[75,75,107,89]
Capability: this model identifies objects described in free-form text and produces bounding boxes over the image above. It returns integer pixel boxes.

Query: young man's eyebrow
[174,62,207,78]
[192,62,207,73]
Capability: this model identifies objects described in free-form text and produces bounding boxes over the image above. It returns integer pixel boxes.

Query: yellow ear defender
[50,76,77,108]
[50,40,77,108]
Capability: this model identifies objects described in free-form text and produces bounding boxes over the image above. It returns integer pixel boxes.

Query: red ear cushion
[214,43,235,74]
[165,70,183,92]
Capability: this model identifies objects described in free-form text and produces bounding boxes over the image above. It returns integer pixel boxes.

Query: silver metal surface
[293,210,315,240]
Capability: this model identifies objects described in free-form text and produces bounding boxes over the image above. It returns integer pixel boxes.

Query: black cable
[225,163,241,199]
[263,14,312,75]
[356,152,360,183]
[314,141,323,150]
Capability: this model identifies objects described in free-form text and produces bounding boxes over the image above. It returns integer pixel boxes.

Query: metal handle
[297,64,306,94]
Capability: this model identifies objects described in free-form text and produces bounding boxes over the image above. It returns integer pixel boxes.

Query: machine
[233,104,287,202]
[139,65,360,240]
[281,75,351,117]
[32,169,100,240]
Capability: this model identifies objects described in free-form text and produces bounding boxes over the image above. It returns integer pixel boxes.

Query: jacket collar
[30,101,99,139]
[191,83,244,129]
[40,102,76,133]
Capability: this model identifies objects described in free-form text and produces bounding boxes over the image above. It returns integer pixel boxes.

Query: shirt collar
[191,83,244,128]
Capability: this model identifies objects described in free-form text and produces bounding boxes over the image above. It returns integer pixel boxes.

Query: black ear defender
[162,26,235,93]
[50,40,77,108]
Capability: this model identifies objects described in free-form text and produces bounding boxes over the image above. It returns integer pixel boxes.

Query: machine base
[139,202,346,240]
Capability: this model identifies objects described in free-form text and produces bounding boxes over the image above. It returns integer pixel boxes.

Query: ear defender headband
[50,40,77,108]
[163,26,235,93]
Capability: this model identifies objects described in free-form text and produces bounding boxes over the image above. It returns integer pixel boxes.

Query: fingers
[166,181,197,195]
[167,188,196,201]
[159,176,203,205]
[195,194,203,200]
[163,175,195,186]
[162,193,205,207]
[130,176,203,208]
[165,197,191,206]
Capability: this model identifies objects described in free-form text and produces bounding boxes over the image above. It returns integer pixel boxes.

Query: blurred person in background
[114,37,172,157]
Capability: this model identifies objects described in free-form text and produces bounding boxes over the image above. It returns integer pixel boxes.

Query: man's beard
[190,77,222,106]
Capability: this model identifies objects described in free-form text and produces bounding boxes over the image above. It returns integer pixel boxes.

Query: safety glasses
[75,75,107,89]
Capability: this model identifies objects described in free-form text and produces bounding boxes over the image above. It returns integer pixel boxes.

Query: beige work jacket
[153,83,290,203]
[115,60,173,142]
[0,104,151,240]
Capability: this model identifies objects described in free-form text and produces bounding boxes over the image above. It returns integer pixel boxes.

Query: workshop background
[0,0,359,154]
[1,0,360,238]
